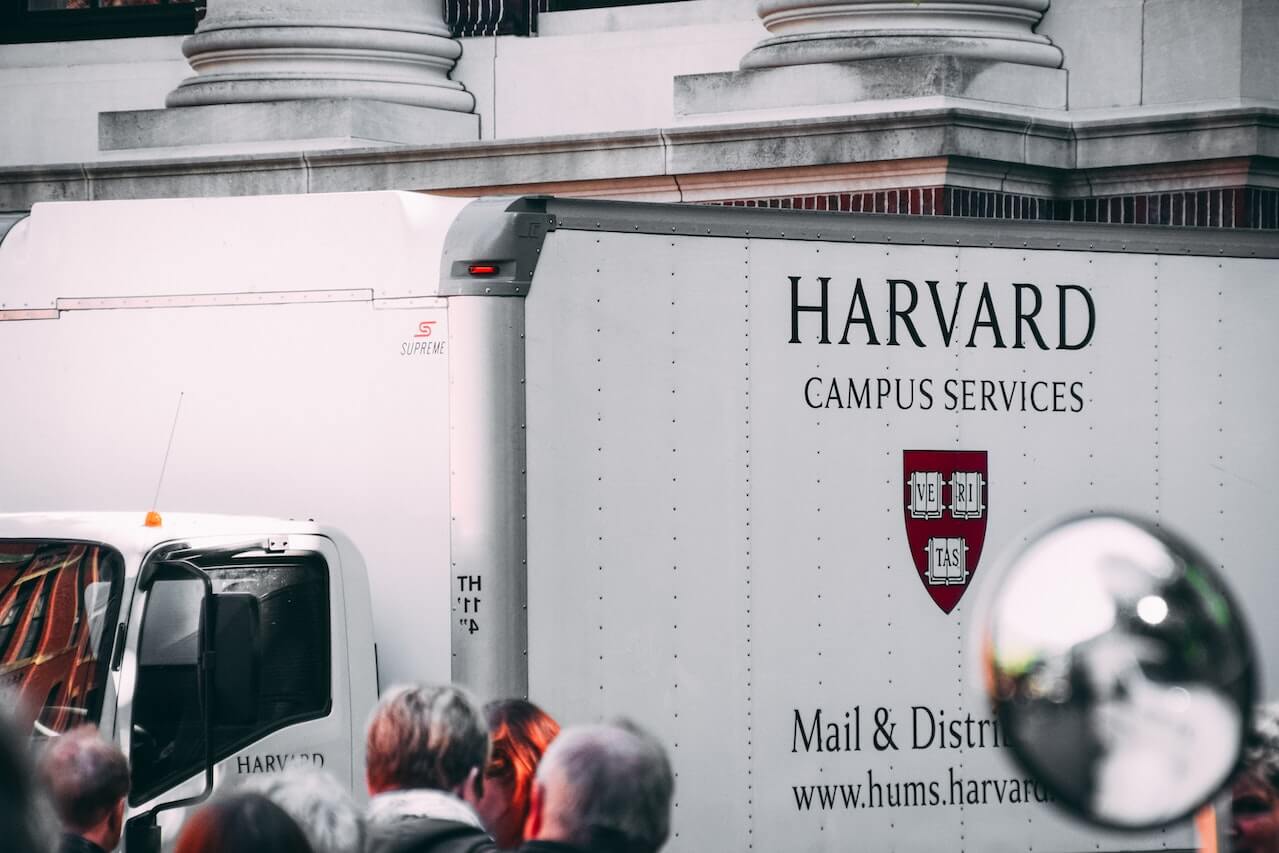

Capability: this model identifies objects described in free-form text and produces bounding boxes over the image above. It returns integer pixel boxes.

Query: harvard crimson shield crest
[902,450,989,613]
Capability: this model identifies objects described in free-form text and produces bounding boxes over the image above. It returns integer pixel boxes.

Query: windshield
[0,541,124,739]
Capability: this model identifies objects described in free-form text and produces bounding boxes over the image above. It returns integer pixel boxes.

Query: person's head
[476,699,560,849]
[241,769,363,853]
[364,684,489,801]
[37,725,129,850]
[527,720,674,853]
[1233,703,1279,853]
[175,791,313,853]
[0,697,56,853]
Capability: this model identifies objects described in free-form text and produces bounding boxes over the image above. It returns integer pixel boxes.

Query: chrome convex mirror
[982,514,1256,830]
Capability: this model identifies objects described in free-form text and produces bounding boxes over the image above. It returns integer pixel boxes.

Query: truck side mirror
[980,514,1256,830]
[128,559,217,847]
[124,812,161,853]
[211,592,260,727]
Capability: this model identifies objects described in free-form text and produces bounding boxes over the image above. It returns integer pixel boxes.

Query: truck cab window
[0,542,123,739]
[129,551,330,805]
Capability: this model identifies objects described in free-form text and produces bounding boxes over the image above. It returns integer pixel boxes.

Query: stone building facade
[0,0,1276,228]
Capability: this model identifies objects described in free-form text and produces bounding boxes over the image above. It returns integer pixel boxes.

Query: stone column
[743,0,1062,70]
[676,0,1065,118]
[167,0,473,112]
[100,0,477,155]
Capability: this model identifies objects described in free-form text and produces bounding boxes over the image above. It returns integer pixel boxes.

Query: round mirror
[982,514,1256,830]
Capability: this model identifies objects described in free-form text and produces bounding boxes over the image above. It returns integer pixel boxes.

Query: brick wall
[713,186,1279,229]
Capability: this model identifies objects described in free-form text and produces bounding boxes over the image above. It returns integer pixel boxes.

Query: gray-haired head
[365,684,489,795]
[36,725,129,835]
[534,720,674,853]
[1243,702,1279,789]
[242,769,364,853]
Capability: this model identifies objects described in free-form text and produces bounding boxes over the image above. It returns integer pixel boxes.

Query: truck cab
[0,512,377,845]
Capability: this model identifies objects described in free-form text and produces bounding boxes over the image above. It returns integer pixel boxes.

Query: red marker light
[468,263,500,277]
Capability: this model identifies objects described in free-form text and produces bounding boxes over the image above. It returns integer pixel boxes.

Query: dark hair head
[175,792,313,853]
[37,725,129,831]
[484,699,560,824]
[365,684,488,794]
[0,698,56,853]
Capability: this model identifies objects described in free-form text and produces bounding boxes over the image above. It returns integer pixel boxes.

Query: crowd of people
[8,685,1279,853]
[0,684,673,853]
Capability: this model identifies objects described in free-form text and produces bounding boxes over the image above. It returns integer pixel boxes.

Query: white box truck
[0,191,1275,852]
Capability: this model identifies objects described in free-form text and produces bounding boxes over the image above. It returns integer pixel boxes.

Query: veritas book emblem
[902,450,988,613]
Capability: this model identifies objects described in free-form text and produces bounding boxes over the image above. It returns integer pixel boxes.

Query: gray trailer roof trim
[439,196,1277,298]
[539,198,1279,259]
[438,196,555,297]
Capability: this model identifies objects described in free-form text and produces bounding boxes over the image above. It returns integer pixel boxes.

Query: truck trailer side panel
[521,211,1279,852]
[526,230,754,851]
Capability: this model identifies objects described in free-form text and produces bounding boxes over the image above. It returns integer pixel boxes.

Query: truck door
[118,534,354,849]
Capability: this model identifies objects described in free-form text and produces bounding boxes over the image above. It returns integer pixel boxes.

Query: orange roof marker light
[144,510,163,528]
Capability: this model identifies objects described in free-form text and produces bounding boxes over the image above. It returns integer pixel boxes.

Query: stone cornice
[1069,102,1279,168]
[2,103,1277,210]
